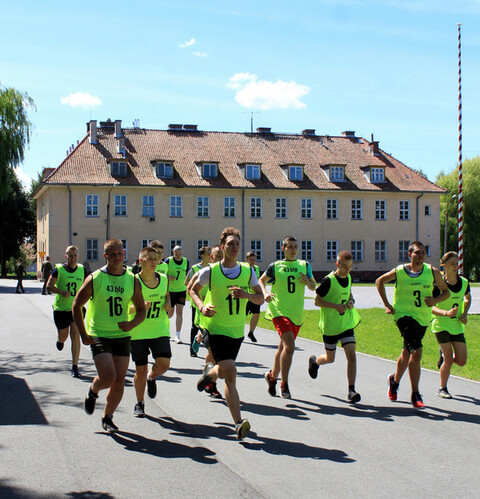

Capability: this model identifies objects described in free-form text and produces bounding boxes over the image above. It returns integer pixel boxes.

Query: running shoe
[308,355,319,379]
[84,387,98,415]
[348,389,361,403]
[134,401,145,417]
[205,382,223,399]
[265,371,277,397]
[175,335,182,344]
[147,376,157,399]
[248,332,257,343]
[437,349,444,369]
[71,365,80,378]
[235,419,251,440]
[192,338,200,354]
[411,392,426,409]
[101,415,119,432]
[197,363,214,391]
[190,348,198,358]
[388,374,399,401]
[280,382,291,399]
[56,341,64,351]
[437,388,452,399]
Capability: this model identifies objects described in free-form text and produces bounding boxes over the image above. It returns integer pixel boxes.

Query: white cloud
[179,38,196,48]
[193,51,208,57]
[60,92,102,109]
[227,73,310,110]
[15,167,32,190]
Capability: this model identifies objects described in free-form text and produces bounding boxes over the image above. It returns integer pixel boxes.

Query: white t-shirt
[196,262,258,288]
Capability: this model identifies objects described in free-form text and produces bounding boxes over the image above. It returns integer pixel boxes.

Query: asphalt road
[1,279,479,498]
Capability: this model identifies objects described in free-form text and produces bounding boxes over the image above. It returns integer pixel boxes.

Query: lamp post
[443,194,456,256]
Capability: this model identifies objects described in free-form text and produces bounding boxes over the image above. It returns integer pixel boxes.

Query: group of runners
[44,231,472,440]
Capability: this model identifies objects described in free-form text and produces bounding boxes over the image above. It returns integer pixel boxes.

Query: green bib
[130,273,170,340]
[156,261,168,275]
[52,264,85,311]
[191,263,208,310]
[393,264,434,327]
[318,272,361,335]
[86,268,135,338]
[431,276,468,335]
[166,257,188,292]
[201,262,251,338]
[265,260,307,326]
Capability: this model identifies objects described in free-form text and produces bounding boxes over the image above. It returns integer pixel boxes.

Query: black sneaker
[248,332,257,343]
[197,363,214,392]
[190,347,198,358]
[71,365,80,378]
[308,355,319,379]
[101,415,119,432]
[280,382,291,399]
[348,389,361,403]
[84,387,98,415]
[235,419,251,440]
[437,388,452,399]
[388,374,399,401]
[411,392,426,409]
[147,376,157,399]
[205,381,223,399]
[56,341,64,351]
[134,401,145,417]
[437,349,444,369]
[265,371,277,397]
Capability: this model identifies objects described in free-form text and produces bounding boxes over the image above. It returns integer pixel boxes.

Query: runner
[376,241,449,408]
[307,250,362,403]
[149,240,168,275]
[245,251,261,343]
[189,227,263,440]
[47,246,87,377]
[259,236,316,399]
[73,238,145,432]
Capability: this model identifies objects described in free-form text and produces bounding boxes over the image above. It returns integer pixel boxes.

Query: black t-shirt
[51,264,88,280]
[433,276,470,297]
[316,273,349,298]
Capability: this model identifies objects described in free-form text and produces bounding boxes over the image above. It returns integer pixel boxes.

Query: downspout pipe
[67,185,72,245]
[415,192,424,241]
[241,188,245,260]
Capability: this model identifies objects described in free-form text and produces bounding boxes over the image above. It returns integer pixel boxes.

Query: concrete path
[1,279,479,498]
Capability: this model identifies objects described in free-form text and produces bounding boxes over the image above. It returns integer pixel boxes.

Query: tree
[0,86,35,200]
[436,156,480,279]
[0,168,36,276]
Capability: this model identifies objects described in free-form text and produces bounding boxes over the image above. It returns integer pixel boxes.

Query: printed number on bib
[226,294,240,315]
[287,275,296,294]
[107,296,123,316]
[146,301,162,319]
[413,290,422,308]
[66,281,77,296]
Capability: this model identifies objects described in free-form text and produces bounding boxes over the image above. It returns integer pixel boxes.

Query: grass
[255,308,480,381]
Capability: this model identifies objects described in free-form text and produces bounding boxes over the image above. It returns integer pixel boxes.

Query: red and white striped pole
[457,23,464,275]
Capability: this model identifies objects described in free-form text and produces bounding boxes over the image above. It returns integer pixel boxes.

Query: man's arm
[425,268,450,307]
[72,276,94,345]
[118,277,146,332]
[47,274,70,297]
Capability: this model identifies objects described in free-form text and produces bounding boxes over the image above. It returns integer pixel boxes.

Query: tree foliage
[436,157,480,279]
[0,86,35,200]
[0,168,36,276]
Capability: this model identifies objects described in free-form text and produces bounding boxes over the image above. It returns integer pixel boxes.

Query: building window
[289,165,303,181]
[351,240,363,261]
[142,239,153,248]
[170,239,182,252]
[326,240,338,261]
[301,198,312,219]
[197,240,210,260]
[250,197,262,218]
[302,240,313,261]
[275,240,283,260]
[426,245,431,257]
[351,199,362,220]
[246,164,261,180]
[170,196,182,217]
[197,196,209,218]
[110,161,127,177]
[224,197,236,218]
[142,196,154,217]
[250,240,262,261]
[330,166,344,182]
[120,239,128,262]
[156,162,173,178]
[114,195,127,217]
[86,194,99,217]
[399,240,410,261]
[275,198,287,219]
[375,241,387,261]
[326,199,337,220]
[86,239,99,261]
[425,205,431,216]
[202,163,217,179]
[371,167,385,183]
[375,200,386,220]
[399,200,410,220]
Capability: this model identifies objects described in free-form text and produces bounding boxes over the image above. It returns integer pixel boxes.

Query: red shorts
[272,316,301,339]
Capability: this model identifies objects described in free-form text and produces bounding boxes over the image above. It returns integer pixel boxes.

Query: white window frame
[120,239,128,262]
[170,196,182,217]
[170,239,182,252]
[375,200,386,221]
[110,161,127,177]
[275,198,287,219]
[197,196,209,218]
[326,199,337,220]
[86,194,99,217]
[202,163,217,179]
[425,205,431,216]
[197,240,210,260]
[426,245,431,257]
[399,200,410,221]
[142,239,153,248]
[375,241,387,261]
[301,198,312,219]
[142,195,154,217]
[250,197,262,218]
[399,240,410,262]
[351,199,362,220]
[351,240,363,261]
[330,166,344,182]
[301,240,313,261]
[156,162,173,178]
[224,197,236,218]
[289,165,303,181]
[246,164,261,180]
[86,239,99,261]
[275,240,283,261]
[326,240,338,261]
[371,167,385,183]
[250,240,263,262]
[114,195,127,217]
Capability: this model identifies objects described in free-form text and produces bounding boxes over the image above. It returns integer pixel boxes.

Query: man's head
[46,256,51,262]
[65,246,78,268]
[211,245,223,263]
[220,227,241,260]
[172,245,182,260]
[139,246,158,271]
[149,240,164,261]
[104,238,125,265]
[282,236,298,260]
[408,241,426,265]
[336,250,353,277]
[246,251,257,266]
[199,246,211,263]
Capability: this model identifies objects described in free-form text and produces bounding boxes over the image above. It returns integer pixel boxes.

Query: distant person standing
[245,251,261,343]
[41,256,53,295]
[15,257,26,293]
[47,246,87,377]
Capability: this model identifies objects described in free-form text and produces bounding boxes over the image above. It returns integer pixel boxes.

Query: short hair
[337,250,353,262]
[199,246,211,257]
[220,227,241,246]
[282,236,297,247]
[149,240,164,251]
[211,244,223,262]
[408,241,425,253]
[65,246,77,254]
[441,251,458,265]
[139,246,158,260]
[173,245,182,252]
[246,251,256,259]
[104,238,123,254]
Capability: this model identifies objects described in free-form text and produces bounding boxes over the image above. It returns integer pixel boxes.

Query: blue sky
[2,0,479,188]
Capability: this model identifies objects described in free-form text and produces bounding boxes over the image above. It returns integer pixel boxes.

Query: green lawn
[255,308,480,381]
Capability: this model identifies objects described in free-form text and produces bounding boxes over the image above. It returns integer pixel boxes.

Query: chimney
[114,120,123,138]
[341,131,355,137]
[302,129,316,136]
[256,127,272,134]
[183,124,198,131]
[89,120,97,144]
[117,136,126,156]
[369,141,379,155]
[168,124,183,131]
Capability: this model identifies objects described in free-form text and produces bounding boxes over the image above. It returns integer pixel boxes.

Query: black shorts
[246,301,261,315]
[170,290,186,307]
[90,336,131,358]
[53,310,74,330]
[435,331,466,345]
[323,329,356,351]
[207,332,244,362]
[130,337,172,365]
[396,316,427,353]
[200,328,210,350]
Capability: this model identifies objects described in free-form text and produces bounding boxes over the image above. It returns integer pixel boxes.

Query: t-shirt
[316,273,349,297]
[196,263,259,288]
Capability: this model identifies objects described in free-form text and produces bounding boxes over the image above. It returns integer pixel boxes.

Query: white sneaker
[175,335,182,344]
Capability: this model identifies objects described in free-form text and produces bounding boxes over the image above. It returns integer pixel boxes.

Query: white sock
[176,332,181,337]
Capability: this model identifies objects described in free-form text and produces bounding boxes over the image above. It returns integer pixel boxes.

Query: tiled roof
[43,125,445,193]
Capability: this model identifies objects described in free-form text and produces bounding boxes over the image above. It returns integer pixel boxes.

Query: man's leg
[407,348,422,393]
[175,304,184,333]
[149,357,170,379]
[91,352,117,394]
[271,341,283,380]
[394,348,410,385]
[209,360,241,423]
[343,343,357,388]
[69,322,81,367]
[440,341,466,388]
[104,355,130,417]
[134,364,148,402]
[279,331,295,384]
